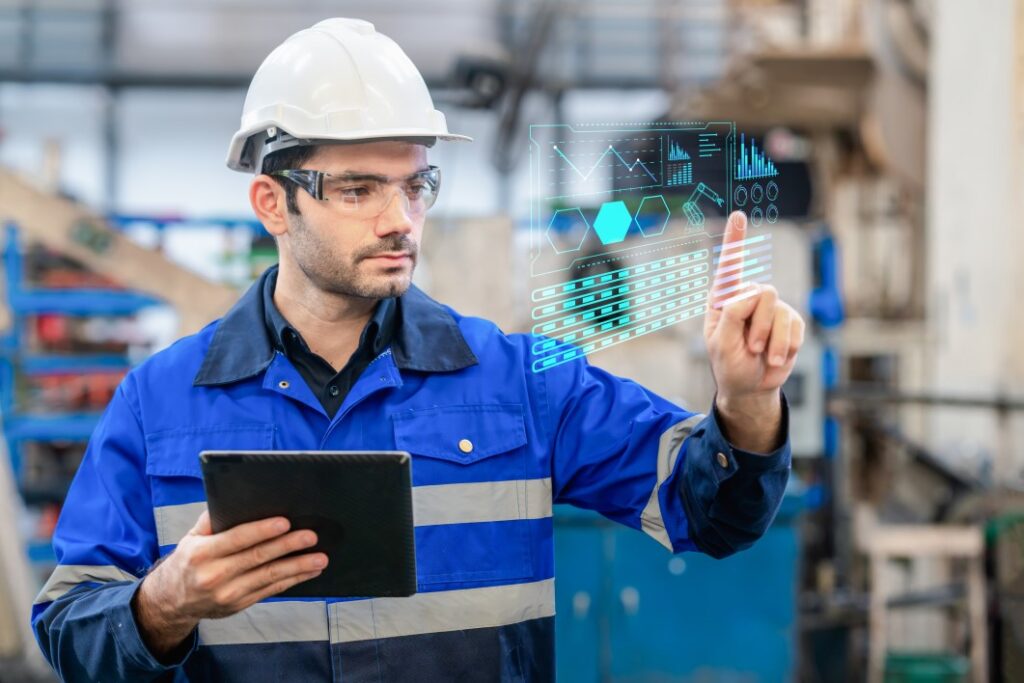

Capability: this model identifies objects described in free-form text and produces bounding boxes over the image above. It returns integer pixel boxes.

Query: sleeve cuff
[707,392,792,475]
[108,579,198,672]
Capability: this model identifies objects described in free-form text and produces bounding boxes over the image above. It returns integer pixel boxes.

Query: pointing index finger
[711,211,752,309]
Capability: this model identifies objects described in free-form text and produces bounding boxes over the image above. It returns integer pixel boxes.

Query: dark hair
[261,144,318,215]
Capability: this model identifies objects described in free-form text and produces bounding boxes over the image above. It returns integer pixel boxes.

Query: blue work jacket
[32,265,791,682]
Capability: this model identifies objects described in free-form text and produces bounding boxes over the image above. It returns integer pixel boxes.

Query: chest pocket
[145,423,276,548]
[392,404,538,587]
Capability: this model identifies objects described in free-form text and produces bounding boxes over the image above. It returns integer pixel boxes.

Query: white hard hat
[227,18,471,173]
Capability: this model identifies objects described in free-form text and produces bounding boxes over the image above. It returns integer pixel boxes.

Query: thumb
[190,509,213,536]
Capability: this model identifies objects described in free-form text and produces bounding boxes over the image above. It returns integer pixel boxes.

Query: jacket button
[716,452,729,468]
[458,439,474,454]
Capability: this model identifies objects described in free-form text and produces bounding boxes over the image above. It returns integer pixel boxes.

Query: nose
[374,186,415,238]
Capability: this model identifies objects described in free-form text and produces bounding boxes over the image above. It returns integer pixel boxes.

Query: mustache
[356,236,418,261]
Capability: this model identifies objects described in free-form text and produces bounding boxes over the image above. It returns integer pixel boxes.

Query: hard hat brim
[227,127,472,173]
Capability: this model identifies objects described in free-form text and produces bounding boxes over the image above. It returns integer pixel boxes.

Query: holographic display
[528,122,779,372]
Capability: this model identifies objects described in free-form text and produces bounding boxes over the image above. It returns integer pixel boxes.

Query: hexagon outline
[636,195,671,237]
[592,200,633,246]
[546,207,590,254]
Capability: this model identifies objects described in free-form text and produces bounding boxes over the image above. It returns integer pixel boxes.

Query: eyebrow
[327,167,433,183]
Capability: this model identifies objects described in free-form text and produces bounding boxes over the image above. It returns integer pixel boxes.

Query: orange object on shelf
[37,503,61,539]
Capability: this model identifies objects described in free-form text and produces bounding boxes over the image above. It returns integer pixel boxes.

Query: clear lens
[321,168,440,217]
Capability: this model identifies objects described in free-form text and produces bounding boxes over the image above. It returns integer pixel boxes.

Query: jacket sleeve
[533,351,791,558]
[30,374,197,681]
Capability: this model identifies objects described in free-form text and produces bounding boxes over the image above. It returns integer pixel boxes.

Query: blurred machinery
[672,1,1024,681]
[481,0,1023,680]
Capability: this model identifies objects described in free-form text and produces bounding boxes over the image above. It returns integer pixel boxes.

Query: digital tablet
[199,450,416,598]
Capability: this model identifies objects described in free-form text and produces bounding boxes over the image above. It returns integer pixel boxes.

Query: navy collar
[261,267,395,358]
[193,264,478,387]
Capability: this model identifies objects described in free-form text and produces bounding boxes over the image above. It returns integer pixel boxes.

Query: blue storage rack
[1,223,162,567]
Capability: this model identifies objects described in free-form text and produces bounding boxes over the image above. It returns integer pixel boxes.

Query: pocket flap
[392,404,527,464]
[145,423,275,478]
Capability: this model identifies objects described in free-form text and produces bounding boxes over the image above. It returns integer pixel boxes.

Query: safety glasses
[270,166,442,218]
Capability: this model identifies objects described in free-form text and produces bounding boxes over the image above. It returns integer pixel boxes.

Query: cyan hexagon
[593,200,633,245]
[637,195,670,237]
[545,207,590,254]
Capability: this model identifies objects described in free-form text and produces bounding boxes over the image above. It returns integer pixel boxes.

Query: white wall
[926,0,1024,483]
[0,84,109,207]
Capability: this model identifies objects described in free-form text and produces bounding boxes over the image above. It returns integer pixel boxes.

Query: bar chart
[735,134,778,180]
[666,163,693,186]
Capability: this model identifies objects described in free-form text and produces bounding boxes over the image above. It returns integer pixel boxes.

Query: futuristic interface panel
[528,122,779,373]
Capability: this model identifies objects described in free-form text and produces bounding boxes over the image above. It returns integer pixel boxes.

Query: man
[31,18,804,683]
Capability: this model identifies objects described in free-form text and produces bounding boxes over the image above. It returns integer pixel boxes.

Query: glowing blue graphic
[666,164,693,187]
[736,134,778,180]
[636,195,671,237]
[666,138,693,186]
[667,140,690,161]
[545,207,590,254]
[592,200,633,245]
[710,233,774,307]
[682,182,726,228]
[528,121,774,372]
[697,132,722,158]
[734,185,748,206]
[751,183,764,204]
[530,248,712,372]
[553,144,658,183]
[734,178,780,226]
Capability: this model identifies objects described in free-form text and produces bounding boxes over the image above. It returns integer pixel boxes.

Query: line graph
[552,144,659,183]
[525,121,776,371]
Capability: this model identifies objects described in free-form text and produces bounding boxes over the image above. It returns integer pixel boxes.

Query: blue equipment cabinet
[554,484,804,682]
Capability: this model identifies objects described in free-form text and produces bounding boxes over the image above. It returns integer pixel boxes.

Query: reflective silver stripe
[198,600,328,645]
[328,578,555,643]
[413,478,551,526]
[153,478,553,547]
[640,413,705,550]
[191,580,555,646]
[34,564,138,604]
[154,500,206,547]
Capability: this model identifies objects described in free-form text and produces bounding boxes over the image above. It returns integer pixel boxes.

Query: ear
[250,175,289,238]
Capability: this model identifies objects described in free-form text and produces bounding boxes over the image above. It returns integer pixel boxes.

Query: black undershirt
[262,271,397,419]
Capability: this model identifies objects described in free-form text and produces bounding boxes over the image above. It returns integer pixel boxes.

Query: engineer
[32,18,805,683]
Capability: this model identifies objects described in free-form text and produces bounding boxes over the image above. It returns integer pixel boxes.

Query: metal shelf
[8,288,160,317]
[18,353,131,375]
[4,413,103,443]
[26,540,57,566]
[1,225,152,572]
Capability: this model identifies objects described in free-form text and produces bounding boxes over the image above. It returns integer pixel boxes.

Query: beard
[286,213,418,300]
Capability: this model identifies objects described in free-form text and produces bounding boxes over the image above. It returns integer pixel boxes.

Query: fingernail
[771,355,785,366]
[752,340,765,353]
[313,555,328,568]
[274,519,289,533]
